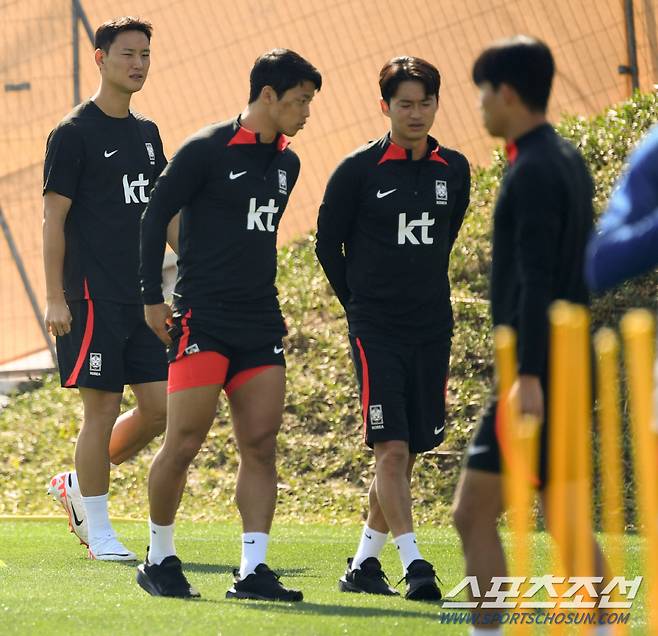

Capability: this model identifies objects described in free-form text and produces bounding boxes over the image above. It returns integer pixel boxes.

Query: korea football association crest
[89,352,102,376]
[145,142,156,165]
[278,169,288,195]
[435,179,448,205]
[369,404,384,430]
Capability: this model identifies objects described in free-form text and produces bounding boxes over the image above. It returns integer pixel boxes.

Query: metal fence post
[619,0,640,93]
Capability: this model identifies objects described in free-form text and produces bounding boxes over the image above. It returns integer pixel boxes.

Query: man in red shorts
[136,49,321,600]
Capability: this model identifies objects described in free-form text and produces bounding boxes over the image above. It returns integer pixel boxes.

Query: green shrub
[1,92,656,526]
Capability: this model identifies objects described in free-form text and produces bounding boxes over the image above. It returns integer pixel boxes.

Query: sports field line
[0,514,142,522]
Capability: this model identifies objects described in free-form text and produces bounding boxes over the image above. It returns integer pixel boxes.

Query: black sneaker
[226,563,303,602]
[339,557,399,596]
[399,559,442,601]
[136,555,201,598]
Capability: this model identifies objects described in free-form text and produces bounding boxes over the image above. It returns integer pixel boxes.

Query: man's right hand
[44,297,72,337]
[144,303,174,345]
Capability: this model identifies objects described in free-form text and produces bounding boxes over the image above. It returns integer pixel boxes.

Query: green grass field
[2,94,657,635]
[0,519,647,635]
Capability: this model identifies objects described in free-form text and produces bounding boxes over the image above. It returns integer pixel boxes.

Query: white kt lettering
[122,173,150,204]
[397,212,435,245]
[247,198,279,232]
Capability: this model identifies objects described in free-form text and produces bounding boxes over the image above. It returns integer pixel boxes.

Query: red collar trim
[378,139,448,165]
[429,146,449,165]
[505,140,518,165]
[227,123,289,151]
[377,141,407,165]
[227,126,257,146]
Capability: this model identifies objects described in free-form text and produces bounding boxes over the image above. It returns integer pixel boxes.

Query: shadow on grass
[184,562,236,575]
[234,599,439,619]
[108,561,313,577]
[183,563,312,577]
[182,563,312,577]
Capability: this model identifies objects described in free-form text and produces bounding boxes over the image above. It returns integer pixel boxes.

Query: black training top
[140,117,300,319]
[43,100,166,303]
[316,134,470,343]
[491,123,593,377]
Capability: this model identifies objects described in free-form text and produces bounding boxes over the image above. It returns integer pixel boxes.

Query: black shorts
[349,335,451,454]
[57,300,167,392]
[166,308,285,394]
[465,395,550,488]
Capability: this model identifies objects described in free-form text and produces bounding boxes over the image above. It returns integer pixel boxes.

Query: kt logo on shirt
[247,198,279,232]
[397,212,435,245]
[122,173,150,204]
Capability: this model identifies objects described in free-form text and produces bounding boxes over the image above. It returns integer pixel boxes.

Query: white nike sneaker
[47,471,89,546]
[88,535,137,561]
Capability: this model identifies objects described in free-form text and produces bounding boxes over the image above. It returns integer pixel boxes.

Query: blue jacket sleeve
[585,126,658,293]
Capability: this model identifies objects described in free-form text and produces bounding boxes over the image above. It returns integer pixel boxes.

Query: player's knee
[238,428,277,465]
[452,498,476,539]
[164,434,204,470]
[140,404,167,436]
[452,491,497,541]
[375,442,409,475]
[82,398,122,429]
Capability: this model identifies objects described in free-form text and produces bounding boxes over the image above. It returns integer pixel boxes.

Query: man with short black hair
[136,48,321,600]
[317,56,470,601]
[452,36,610,635]
[44,16,175,561]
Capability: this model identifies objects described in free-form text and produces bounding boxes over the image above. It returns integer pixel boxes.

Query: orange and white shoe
[88,535,137,561]
[47,471,88,547]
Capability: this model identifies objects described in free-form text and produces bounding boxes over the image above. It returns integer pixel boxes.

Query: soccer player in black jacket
[451,38,609,634]
[137,49,321,601]
[43,17,176,561]
[316,57,470,600]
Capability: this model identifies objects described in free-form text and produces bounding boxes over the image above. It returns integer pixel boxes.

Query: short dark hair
[248,49,322,103]
[379,56,441,104]
[472,36,554,112]
[95,17,152,52]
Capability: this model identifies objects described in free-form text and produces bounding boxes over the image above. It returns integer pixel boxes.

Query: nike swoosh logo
[273,345,284,354]
[229,170,247,180]
[243,540,256,544]
[376,188,397,198]
[434,426,445,435]
[104,149,118,158]
[71,503,84,526]
[467,444,490,456]
[365,533,372,540]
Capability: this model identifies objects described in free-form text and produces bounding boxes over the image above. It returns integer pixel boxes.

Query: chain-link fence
[1,0,656,370]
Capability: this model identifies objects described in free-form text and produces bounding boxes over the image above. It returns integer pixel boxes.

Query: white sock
[593,627,612,635]
[240,532,269,578]
[351,525,388,570]
[393,532,423,572]
[148,519,175,565]
[471,629,502,635]
[82,493,113,544]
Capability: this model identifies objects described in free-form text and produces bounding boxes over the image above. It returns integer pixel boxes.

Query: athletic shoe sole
[226,588,303,602]
[88,548,137,562]
[338,577,362,593]
[406,582,442,601]
[136,562,201,598]
[136,565,161,596]
[338,577,399,596]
